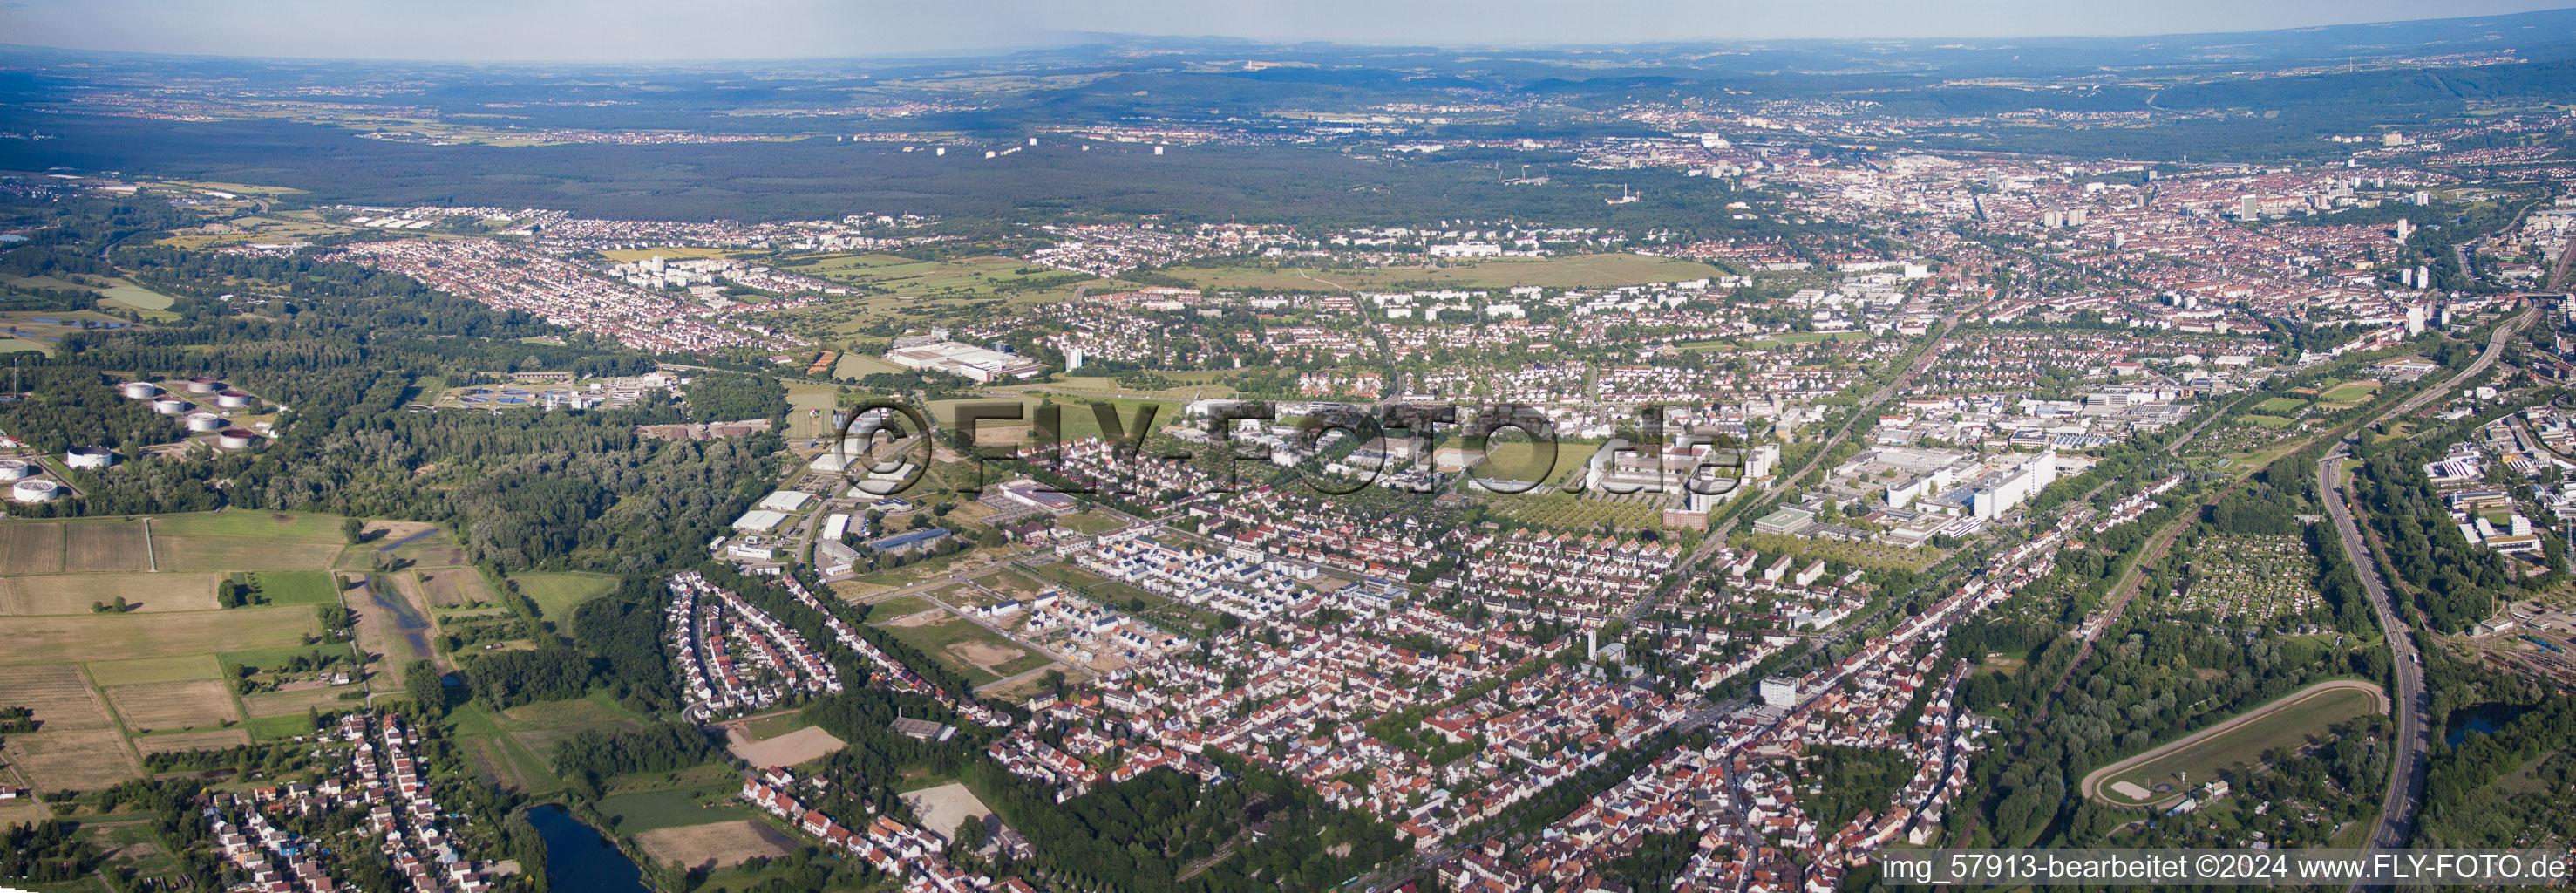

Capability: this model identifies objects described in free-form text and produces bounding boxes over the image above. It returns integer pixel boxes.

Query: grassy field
[2252,396,2309,415]
[85,653,222,687]
[597,782,764,835]
[2092,681,2383,808]
[784,381,840,440]
[246,570,343,606]
[98,284,174,311]
[1164,252,1729,291]
[513,571,621,621]
[872,610,1046,683]
[833,352,907,378]
[151,511,354,571]
[779,252,1081,298]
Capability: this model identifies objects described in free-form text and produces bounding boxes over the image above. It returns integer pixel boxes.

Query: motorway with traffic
[2321,306,2529,890]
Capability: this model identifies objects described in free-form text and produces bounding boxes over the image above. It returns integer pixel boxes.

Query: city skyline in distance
[0,0,2570,64]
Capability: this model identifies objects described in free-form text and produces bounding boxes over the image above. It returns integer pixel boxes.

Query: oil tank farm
[65,446,116,469]
[151,397,192,415]
[217,428,258,450]
[10,479,57,503]
[185,377,223,393]
[185,412,228,433]
[214,390,254,409]
[120,381,160,399]
[0,459,30,481]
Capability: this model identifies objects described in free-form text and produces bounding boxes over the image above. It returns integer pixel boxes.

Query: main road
[2317,306,2530,888]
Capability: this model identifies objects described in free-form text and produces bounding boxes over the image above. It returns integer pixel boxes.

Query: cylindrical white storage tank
[214,390,253,409]
[10,479,57,503]
[185,377,223,393]
[0,459,30,481]
[120,381,160,399]
[65,446,114,469]
[186,412,228,433]
[217,428,257,450]
[152,398,191,415]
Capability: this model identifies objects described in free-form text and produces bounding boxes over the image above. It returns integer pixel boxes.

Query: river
[524,803,652,893]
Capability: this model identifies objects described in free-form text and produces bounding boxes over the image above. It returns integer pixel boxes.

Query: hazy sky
[3,0,2569,62]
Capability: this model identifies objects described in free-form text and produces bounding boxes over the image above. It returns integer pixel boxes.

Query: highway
[2317,306,2529,888]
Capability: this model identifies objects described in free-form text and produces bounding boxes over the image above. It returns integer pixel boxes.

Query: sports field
[2084,679,2385,808]
[2252,396,2309,415]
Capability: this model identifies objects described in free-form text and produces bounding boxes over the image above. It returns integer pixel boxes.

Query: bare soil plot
[0,572,220,614]
[416,569,493,608]
[0,522,64,573]
[105,680,241,733]
[900,782,994,845]
[63,521,153,572]
[635,820,796,871]
[723,725,847,769]
[0,606,316,665]
[972,569,1050,599]
[948,638,1043,679]
[0,665,115,731]
[2,729,139,789]
[85,654,222,687]
[133,729,250,754]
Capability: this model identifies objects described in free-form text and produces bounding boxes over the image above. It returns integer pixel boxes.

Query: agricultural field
[2087,680,2384,808]
[0,572,219,614]
[832,352,907,378]
[871,607,1050,683]
[62,520,153,572]
[784,381,840,440]
[1163,252,1729,291]
[0,665,139,791]
[2,606,318,665]
[150,511,355,572]
[636,821,797,871]
[512,571,620,621]
[2158,533,2324,622]
[86,654,221,687]
[102,679,241,733]
[133,728,252,753]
